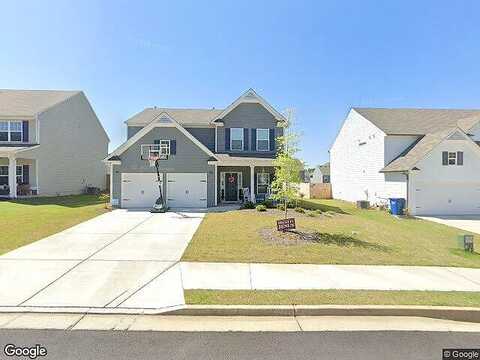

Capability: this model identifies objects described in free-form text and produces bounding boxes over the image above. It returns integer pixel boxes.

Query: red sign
[277,218,296,232]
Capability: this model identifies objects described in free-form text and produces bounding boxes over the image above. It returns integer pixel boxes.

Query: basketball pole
[151,157,167,213]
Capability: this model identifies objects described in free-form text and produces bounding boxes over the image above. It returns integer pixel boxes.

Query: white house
[330,108,480,216]
[311,162,330,184]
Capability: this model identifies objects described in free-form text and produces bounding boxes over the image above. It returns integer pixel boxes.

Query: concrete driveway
[0,210,204,311]
[418,215,480,234]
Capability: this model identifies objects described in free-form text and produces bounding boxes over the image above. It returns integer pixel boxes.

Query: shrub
[256,204,267,212]
[241,201,255,209]
[262,199,275,209]
[294,207,305,213]
[307,211,316,217]
[315,209,323,215]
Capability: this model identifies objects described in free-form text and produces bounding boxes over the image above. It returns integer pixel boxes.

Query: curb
[165,305,480,323]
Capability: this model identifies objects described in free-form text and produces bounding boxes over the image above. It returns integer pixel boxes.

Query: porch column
[250,165,255,202]
[8,156,16,198]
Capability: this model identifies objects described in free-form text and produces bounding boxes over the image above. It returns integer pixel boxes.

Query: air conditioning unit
[356,200,370,209]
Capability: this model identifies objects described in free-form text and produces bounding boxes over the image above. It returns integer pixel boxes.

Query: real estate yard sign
[277,218,296,232]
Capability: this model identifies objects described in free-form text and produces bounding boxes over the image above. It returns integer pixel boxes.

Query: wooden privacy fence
[298,183,332,199]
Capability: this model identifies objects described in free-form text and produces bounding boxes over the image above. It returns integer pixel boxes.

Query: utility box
[356,200,370,209]
[457,234,474,252]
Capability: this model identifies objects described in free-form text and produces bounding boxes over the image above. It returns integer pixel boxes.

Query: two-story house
[105,89,286,208]
[330,108,480,215]
[0,89,109,198]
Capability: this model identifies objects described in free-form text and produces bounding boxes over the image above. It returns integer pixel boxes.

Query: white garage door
[167,173,207,208]
[121,173,163,208]
[414,182,480,215]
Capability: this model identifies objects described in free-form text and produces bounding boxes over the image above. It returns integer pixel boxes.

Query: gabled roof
[126,108,223,126]
[214,88,287,123]
[317,162,330,175]
[381,128,477,173]
[353,108,480,135]
[0,89,81,117]
[105,111,217,161]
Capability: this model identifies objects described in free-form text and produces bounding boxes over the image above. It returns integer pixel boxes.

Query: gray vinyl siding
[127,126,143,139]
[185,127,215,151]
[216,103,283,156]
[112,126,215,207]
[20,92,109,195]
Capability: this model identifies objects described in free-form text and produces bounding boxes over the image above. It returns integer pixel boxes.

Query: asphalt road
[0,330,479,360]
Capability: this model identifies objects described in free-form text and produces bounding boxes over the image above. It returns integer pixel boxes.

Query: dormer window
[256,129,270,151]
[0,121,22,142]
[230,128,244,151]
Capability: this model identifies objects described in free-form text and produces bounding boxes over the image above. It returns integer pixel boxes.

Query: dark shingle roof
[126,108,223,126]
[354,108,480,135]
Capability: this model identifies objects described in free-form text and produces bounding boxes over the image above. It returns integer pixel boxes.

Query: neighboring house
[105,89,286,209]
[330,108,480,216]
[300,168,315,183]
[0,90,109,198]
[311,162,330,183]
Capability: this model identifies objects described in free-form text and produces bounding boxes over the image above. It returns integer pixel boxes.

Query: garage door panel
[414,182,480,215]
[121,173,162,209]
[167,173,207,208]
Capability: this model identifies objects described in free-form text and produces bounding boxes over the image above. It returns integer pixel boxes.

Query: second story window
[0,121,22,142]
[230,128,244,151]
[256,129,270,151]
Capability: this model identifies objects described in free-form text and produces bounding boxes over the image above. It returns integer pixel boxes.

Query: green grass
[0,195,109,255]
[185,289,480,307]
[182,199,480,267]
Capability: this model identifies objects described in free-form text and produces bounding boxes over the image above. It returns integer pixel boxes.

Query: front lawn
[185,289,480,307]
[182,199,480,267]
[0,195,109,255]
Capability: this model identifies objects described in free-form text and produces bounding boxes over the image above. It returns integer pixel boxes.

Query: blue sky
[1,1,479,166]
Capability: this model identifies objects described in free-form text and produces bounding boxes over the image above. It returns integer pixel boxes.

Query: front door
[225,173,238,201]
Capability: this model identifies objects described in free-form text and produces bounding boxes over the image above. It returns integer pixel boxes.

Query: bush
[261,199,275,208]
[256,204,267,212]
[294,207,305,213]
[307,211,316,217]
[315,209,323,215]
[241,201,255,209]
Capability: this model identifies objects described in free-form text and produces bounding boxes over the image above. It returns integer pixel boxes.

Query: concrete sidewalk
[419,215,480,235]
[181,262,480,291]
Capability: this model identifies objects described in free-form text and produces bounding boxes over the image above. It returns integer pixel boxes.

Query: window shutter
[154,139,160,145]
[442,151,448,165]
[170,140,176,155]
[225,128,230,151]
[457,151,463,166]
[269,129,275,151]
[251,128,257,151]
[22,165,29,184]
[243,128,249,151]
[22,121,29,142]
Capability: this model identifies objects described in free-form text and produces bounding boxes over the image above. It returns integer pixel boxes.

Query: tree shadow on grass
[298,231,391,252]
[9,195,104,208]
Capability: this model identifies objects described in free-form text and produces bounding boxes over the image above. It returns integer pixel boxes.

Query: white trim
[0,120,23,142]
[35,159,39,194]
[104,112,217,161]
[230,127,244,151]
[250,165,255,202]
[256,128,270,152]
[256,172,270,195]
[109,163,114,205]
[214,126,218,152]
[214,163,218,206]
[208,158,275,167]
[213,88,287,123]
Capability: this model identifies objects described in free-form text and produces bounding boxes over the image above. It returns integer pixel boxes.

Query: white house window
[448,152,457,165]
[0,166,8,185]
[230,128,244,151]
[0,121,22,142]
[16,165,23,184]
[257,173,270,194]
[256,129,270,151]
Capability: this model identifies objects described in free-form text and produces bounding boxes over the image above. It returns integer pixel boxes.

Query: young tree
[270,128,303,219]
